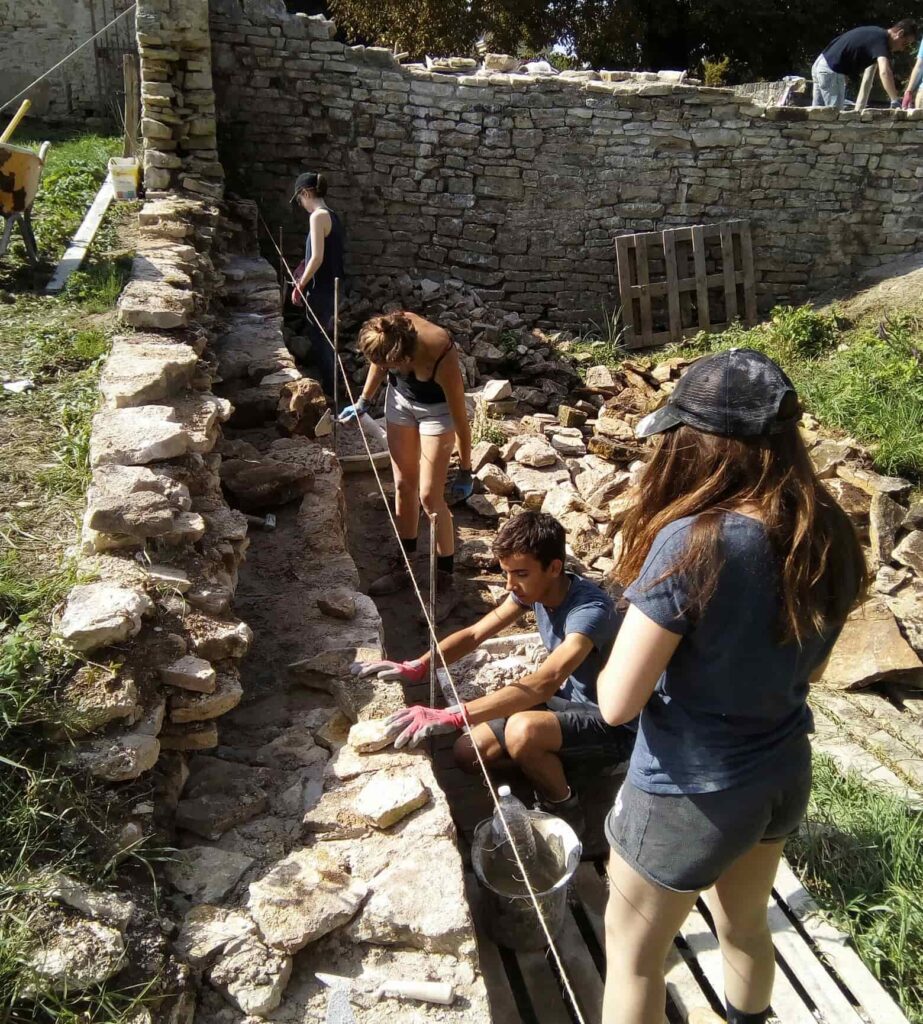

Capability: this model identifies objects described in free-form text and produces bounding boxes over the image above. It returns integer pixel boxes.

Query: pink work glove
[386,704,467,749]
[351,658,427,683]
[902,90,914,110]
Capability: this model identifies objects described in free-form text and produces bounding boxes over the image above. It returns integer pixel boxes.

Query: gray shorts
[488,696,636,766]
[606,736,812,892]
[385,384,453,436]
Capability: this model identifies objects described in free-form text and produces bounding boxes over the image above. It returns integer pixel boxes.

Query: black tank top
[303,209,345,314]
[389,340,454,405]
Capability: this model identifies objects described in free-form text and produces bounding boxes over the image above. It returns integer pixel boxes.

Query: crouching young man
[353,511,635,835]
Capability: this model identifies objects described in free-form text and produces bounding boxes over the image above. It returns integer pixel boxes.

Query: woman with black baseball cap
[289,172,344,396]
[595,349,866,1024]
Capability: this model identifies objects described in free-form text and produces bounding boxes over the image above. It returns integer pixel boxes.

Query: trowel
[316,971,455,1009]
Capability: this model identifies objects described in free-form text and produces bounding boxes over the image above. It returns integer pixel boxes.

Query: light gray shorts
[385,384,453,436]
[606,736,812,892]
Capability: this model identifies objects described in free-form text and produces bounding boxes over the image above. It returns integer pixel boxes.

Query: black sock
[400,536,417,556]
[437,554,454,574]
[727,1004,770,1024]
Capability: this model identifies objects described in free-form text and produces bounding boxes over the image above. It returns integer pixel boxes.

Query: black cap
[289,172,320,206]
[636,348,800,439]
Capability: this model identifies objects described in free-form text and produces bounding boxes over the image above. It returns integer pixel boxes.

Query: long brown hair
[615,424,867,644]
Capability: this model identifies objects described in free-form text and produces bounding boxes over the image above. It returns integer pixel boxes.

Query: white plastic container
[108,157,140,200]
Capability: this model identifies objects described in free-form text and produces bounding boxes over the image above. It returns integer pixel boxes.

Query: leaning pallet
[616,219,758,349]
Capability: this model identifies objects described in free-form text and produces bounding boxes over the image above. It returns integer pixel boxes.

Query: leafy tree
[326,0,917,82]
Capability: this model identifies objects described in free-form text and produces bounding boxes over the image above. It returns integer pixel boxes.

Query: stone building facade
[208,0,923,327]
[0,0,135,122]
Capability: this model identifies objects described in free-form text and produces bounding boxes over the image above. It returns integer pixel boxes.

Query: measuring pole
[333,276,341,453]
[429,512,438,708]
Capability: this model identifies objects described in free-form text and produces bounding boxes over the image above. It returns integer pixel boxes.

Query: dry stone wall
[0,0,135,123]
[209,1,923,328]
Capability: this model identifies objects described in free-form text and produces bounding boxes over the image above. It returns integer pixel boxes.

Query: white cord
[1,5,137,114]
[261,214,587,1024]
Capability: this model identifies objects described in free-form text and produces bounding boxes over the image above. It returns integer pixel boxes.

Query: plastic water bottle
[491,785,536,862]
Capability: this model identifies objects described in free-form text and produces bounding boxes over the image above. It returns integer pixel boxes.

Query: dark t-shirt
[513,573,622,705]
[823,26,890,77]
[624,513,856,795]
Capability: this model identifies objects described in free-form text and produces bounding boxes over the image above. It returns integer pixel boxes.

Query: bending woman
[290,171,344,396]
[340,312,473,619]
[596,349,866,1024]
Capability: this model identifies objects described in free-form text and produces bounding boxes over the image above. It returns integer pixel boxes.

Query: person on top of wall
[289,171,345,397]
[811,20,918,109]
[593,349,866,1024]
[339,311,472,618]
[354,511,637,837]
[902,35,923,107]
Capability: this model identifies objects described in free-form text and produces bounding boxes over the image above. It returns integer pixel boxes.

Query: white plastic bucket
[472,810,582,950]
[108,157,140,200]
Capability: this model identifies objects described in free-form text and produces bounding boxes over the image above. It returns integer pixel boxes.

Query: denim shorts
[605,736,812,892]
[385,384,453,436]
[488,695,636,766]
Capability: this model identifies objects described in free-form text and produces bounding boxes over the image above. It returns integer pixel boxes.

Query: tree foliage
[327,0,916,81]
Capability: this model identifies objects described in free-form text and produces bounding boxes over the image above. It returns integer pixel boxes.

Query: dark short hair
[892,18,919,38]
[492,511,566,568]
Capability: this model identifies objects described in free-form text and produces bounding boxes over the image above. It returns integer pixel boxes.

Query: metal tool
[243,512,276,530]
[316,971,455,1007]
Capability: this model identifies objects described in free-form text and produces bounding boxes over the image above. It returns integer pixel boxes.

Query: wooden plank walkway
[467,859,910,1024]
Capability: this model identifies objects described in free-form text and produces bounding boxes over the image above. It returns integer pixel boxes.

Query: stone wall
[209,0,923,329]
[0,0,135,123]
[136,0,224,200]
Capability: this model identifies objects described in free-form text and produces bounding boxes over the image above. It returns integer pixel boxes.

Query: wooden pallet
[616,220,757,350]
[468,860,909,1024]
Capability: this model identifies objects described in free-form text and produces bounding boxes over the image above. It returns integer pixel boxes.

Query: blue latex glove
[338,396,369,423]
[449,468,474,505]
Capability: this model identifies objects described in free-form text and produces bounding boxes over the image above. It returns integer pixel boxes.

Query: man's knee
[453,733,483,773]
[504,715,546,762]
[420,488,447,517]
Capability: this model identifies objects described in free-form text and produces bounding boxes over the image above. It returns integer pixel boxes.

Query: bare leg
[704,840,786,1015]
[603,850,699,1024]
[386,421,421,541]
[419,431,456,556]
[454,724,505,772]
[503,711,569,801]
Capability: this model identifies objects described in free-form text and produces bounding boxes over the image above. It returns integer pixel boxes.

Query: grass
[0,127,152,1020]
[570,302,923,480]
[790,754,923,1023]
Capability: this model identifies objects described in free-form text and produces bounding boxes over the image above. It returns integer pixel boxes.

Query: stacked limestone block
[209,2,923,327]
[136,0,223,199]
[56,196,251,776]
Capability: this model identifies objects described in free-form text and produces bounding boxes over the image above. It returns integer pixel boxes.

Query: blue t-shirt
[514,573,621,705]
[625,513,853,795]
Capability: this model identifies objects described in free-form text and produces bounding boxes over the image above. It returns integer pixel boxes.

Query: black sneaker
[536,791,585,841]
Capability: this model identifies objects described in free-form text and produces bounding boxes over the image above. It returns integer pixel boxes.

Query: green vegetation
[576,302,923,480]
[471,395,508,446]
[672,305,923,479]
[0,130,147,1021]
[790,754,923,1023]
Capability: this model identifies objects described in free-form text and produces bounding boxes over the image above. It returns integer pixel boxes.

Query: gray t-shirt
[514,573,622,705]
[625,513,851,795]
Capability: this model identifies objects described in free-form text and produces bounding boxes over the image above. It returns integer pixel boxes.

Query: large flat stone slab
[821,596,923,690]
[57,583,154,651]
[90,406,189,466]
[247,847,368,953]
[99,336,198,408]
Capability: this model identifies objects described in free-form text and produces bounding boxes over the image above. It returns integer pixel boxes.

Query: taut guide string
[258,212,588,1024]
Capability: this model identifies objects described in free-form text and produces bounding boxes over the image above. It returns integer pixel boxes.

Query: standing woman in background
[339,311,473,620]
[595,350,866,1024]
[290,171,344,397]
